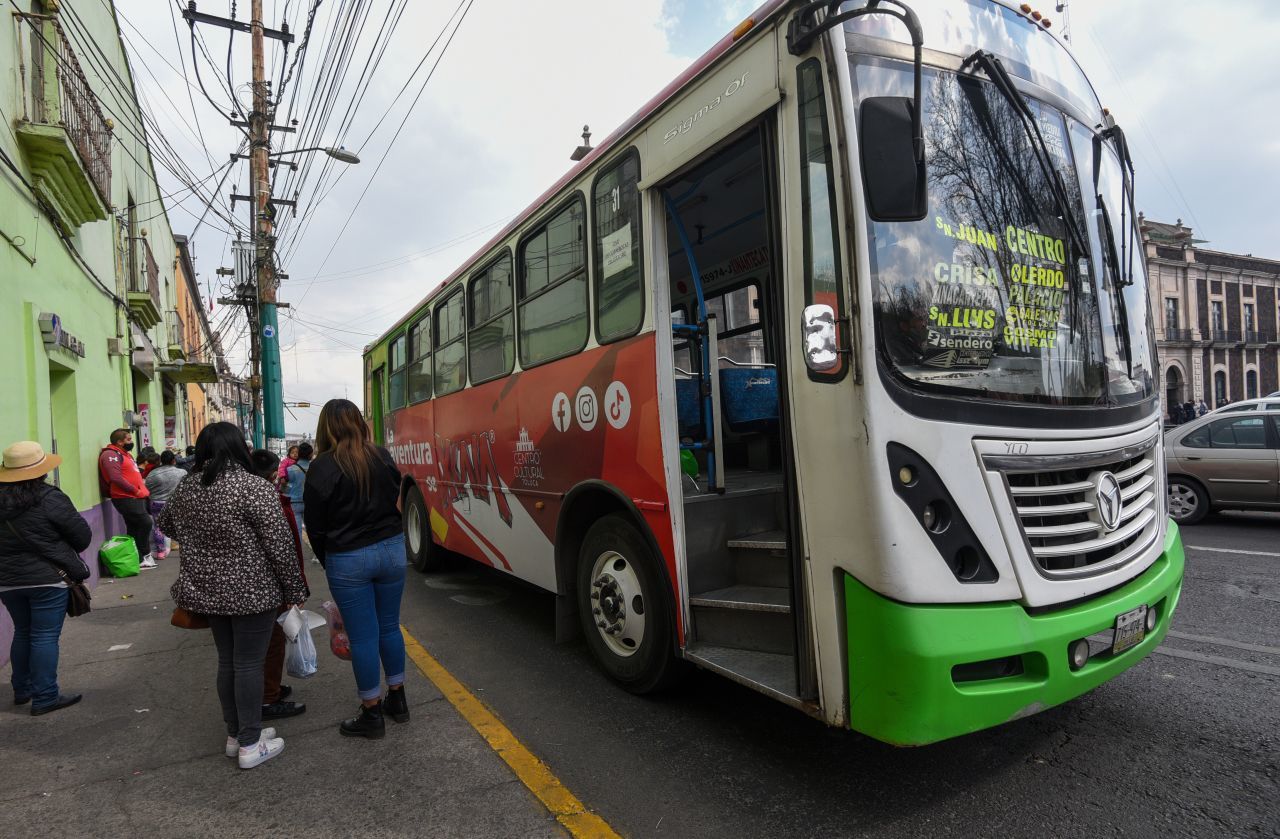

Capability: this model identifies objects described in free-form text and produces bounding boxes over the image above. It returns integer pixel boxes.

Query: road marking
[1184,544,1280,558]
[1167,630,1280,656]
[1154,646,1280,677]
[401,627,620,839]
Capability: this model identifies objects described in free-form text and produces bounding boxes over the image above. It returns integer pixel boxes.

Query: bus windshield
[855,60,1154,407]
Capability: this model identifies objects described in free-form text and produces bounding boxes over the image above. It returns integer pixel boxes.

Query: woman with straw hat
[0,441,91,716]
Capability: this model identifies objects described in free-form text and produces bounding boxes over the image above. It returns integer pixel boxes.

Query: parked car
[1164,408,1280,524]
[1208,397,1280,415]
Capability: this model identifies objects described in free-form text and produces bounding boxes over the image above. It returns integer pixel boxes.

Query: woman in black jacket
[0,441,91,716]
[304,399,408,739]
[159,423,309,769]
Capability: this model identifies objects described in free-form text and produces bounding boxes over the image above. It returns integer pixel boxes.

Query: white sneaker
[237,733,284,769]
[225,727,276,757]
[139,555,157,570]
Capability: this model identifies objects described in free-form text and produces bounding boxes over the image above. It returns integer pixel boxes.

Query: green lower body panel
[845,522,1185,746]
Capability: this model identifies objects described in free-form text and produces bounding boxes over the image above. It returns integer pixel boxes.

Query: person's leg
[230,609,277,747]
[290,501,305,529]
[150,500,167,558]
[114,498,154,564]
[206,616,240,739]
[372,535,408,691]
[325,547,382,701]
[262,610,286,705]
[0,590,34,702]
[24,587,69,708]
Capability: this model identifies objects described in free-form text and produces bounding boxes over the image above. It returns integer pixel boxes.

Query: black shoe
[384,687,409,723]
[339,702,385,739]
[31,693,81,716]
[14,694,31,706]
[261,700,306,720]
[278,684,292,700]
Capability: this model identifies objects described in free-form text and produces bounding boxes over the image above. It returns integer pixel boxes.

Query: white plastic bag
[278,607,326,679]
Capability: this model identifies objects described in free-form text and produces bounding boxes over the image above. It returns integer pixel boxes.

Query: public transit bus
[363,0,1184,745]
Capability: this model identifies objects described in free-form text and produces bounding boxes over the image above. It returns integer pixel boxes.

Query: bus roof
[366,0,792,352]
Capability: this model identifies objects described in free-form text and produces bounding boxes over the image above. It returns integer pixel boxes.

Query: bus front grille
[1001,444,1161,578]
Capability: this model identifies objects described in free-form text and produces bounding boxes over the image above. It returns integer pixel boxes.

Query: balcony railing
[14,13,112,226]
[1162,328,1193,342]
[165,310,186,361]
[1209,330,1242,344]
[126,238,163,328]
[1245,331,1276,345]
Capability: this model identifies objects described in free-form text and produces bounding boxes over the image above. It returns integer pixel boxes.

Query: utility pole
[184,1,292,453]
[250,0,287,456]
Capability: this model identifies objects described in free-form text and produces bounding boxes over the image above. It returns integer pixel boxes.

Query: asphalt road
[399,515,1280,838]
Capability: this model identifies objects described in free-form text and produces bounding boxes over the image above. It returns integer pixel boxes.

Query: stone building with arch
[1144,216,1280,418]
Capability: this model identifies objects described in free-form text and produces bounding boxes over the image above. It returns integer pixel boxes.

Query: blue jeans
[1,587,69,707]
[325,534,406,701]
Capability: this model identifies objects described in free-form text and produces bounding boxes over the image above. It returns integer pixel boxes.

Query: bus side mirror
[859,97,927,222]
[803,304,840,372]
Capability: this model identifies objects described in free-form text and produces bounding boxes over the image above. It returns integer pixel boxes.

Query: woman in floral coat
[159,423,308,770]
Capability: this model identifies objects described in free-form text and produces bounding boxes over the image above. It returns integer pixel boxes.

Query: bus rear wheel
[403,486,441,572]
[576,514,680,694]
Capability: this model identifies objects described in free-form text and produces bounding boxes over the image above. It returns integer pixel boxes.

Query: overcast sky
[115,0,1280,436]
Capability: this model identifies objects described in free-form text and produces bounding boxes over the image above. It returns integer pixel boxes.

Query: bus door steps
[684,643,808,712]
[691,582,794,655]
[726,530,786,551]
[690,585,790,613]
[727,529,789,589]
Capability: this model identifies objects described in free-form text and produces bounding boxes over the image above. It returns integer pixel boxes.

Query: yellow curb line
[401,626,622,839]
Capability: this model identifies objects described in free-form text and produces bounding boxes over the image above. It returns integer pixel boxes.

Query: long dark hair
[315,399,378,496]
[194,422,254,487]
[0,477,47,511]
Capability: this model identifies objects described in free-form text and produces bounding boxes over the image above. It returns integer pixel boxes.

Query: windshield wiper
[961,50,1089,268]
[1101,118,1138,288]
[1091,122,1142,378]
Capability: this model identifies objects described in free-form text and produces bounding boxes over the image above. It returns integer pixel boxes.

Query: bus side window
[407,315,432,403]
[389,333,408,409]
[518,196,588,367]
[593,150,644,342]
[434,288,467,396]
[468,251,515,383]
[797,58,847,380]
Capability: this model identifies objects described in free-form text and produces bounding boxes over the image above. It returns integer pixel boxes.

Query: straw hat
[0,441,62,483]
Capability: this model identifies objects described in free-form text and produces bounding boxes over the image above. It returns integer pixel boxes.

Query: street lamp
[273,146,361,164]
[230,146,360,167]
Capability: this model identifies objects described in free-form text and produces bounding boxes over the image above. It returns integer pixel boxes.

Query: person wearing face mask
[98,428,155,570]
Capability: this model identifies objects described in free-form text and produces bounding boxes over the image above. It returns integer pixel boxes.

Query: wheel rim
[1168,483,1198,521]
[588,550,646,658]
[406,501,422,554]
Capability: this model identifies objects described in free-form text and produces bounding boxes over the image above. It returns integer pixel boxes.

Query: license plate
[1111,605,1148,655]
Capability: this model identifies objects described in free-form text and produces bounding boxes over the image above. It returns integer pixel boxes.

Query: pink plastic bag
[322,600,351,661]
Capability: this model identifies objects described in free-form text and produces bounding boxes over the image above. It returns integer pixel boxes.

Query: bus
[363,0,1184,746]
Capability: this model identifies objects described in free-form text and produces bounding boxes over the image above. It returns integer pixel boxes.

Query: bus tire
[577,513,679,694]
[403,486,441,572]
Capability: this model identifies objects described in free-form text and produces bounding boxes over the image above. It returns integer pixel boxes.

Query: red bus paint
[387,332,683,636]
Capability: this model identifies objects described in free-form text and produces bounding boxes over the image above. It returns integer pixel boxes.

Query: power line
[295,0,476,306]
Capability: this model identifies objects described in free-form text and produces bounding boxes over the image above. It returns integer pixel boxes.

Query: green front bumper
[845,522,1185,746]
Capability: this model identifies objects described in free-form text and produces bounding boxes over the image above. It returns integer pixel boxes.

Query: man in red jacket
[98,428,156,570]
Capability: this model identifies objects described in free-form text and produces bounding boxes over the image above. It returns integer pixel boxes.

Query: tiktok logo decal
[604,381,630,429]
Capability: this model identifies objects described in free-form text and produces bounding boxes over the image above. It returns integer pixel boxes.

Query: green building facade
[2,2,207,654]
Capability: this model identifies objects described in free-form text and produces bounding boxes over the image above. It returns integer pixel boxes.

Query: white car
[1210,397,1280,415]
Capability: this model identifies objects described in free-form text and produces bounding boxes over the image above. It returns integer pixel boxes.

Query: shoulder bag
[4,520,91,617]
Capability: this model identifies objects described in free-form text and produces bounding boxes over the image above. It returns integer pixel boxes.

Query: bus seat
[720,367,778,433]
[676,377,702,437]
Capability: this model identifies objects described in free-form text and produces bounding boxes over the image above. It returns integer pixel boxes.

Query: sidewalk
[0,549,564,838]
